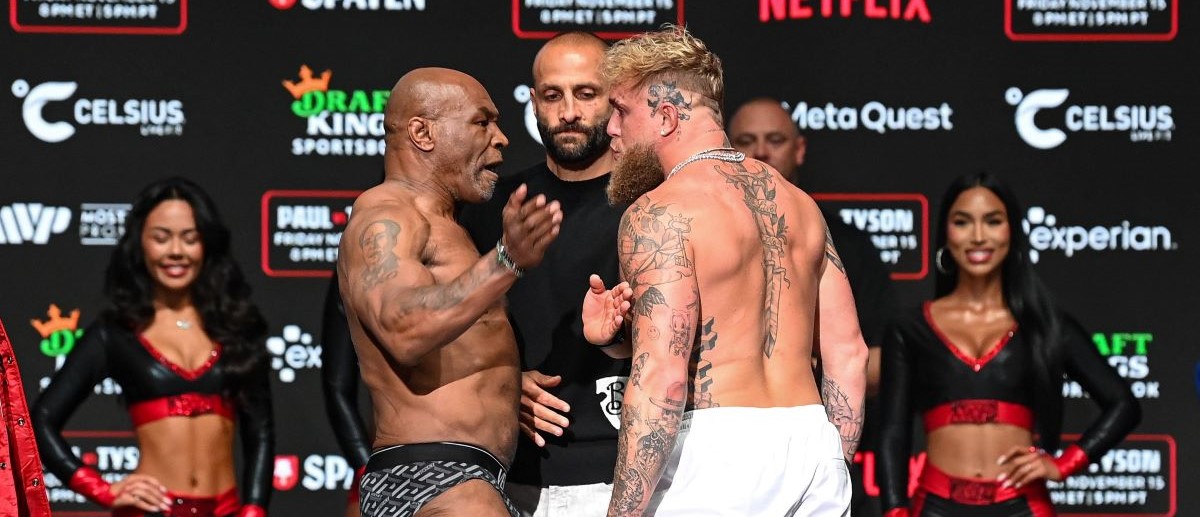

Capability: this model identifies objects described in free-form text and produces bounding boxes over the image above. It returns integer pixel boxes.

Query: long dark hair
[103,177,267,405]
[933,171,1067,450]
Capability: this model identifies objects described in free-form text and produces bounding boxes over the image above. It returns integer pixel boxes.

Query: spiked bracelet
[496,240,524,278]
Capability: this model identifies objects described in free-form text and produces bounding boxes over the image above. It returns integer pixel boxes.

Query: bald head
[386,67,487,135]
[729,97,805,181]
[530,32,613,168]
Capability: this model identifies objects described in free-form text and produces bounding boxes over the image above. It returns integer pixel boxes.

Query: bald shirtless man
[586,27,868,516]
[338,68,563,517]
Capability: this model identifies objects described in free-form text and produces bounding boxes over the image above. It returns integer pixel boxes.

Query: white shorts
[506,481,613,517]
[648,404,851,516]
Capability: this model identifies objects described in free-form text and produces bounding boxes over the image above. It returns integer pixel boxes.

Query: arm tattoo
[821,376,864,461]
[630,352,649,388]
[359,220,402,289]
[715,162,791,358]
[688,318,720,410]
[358,218,478,315]
[610,199,699,515]
[824,224,847,276]
[647,81,692,120]
[609,382,687,516]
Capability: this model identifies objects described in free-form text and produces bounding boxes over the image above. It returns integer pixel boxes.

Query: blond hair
[602,25,724,114]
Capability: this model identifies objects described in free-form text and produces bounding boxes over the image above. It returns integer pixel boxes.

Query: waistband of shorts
[681,403,828,425]
[367,441,508,483]
[918,461,1049,505]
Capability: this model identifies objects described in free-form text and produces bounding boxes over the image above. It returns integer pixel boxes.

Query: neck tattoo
[667,147,746,180]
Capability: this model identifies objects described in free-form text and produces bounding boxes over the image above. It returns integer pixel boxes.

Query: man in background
[459,32,628,516]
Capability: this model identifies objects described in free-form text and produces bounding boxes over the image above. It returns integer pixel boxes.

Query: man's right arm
[815,217,870,463]
[339,189,560,366]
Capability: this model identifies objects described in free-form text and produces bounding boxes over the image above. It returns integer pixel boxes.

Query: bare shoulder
[341,185,431,274]
[346,187,429,238]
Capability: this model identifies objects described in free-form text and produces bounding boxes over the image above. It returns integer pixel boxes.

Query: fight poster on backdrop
[3,2,1195,515]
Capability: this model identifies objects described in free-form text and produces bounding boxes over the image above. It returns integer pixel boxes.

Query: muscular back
[338,182,520,462]
[622,158,860,412]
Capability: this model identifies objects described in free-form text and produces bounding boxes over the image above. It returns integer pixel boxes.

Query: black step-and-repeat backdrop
[2,1,1196,515]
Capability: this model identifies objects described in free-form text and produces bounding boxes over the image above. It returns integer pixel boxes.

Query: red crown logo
[31,304,80,338]
[283,65,332,99]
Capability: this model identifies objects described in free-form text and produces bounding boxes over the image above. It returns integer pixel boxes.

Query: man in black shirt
[730,97,899,515]
[458,32,626,516]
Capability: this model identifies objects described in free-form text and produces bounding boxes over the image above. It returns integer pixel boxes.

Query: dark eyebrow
[476,106,498,119]
[950,209,1006,218]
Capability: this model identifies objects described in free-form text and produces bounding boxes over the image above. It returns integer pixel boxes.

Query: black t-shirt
[458,162,629,486]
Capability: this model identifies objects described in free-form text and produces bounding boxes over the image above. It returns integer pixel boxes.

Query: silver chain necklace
[667,147,746,180]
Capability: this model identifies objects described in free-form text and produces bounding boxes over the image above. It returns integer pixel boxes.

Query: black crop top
[31,320,274,509]
[877,303,1140,511]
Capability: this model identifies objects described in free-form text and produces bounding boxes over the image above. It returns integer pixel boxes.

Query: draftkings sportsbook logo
[1022,206,1176,263]
[283,65,389,156]
[266,324,322,383]
[0,203,71,245]
[12,79,185,143]
[1006,87,1173,149]
[1063,332,1159,400]
[31,305,121,395]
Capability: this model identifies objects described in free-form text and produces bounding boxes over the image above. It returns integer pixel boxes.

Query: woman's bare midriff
[134,414,237,496]
[927,423,1034,479]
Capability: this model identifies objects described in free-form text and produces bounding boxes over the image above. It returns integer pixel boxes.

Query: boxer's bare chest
[420,215,483,283]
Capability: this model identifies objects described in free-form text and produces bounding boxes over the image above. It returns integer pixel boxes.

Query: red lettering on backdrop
[760,0,930,22]
[855,451,927,497]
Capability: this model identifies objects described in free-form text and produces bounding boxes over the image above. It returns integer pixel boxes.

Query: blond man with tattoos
[337,67,562,517]
[583,27,868,516]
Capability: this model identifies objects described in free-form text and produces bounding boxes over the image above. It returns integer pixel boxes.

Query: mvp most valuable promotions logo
[283,65,389,156]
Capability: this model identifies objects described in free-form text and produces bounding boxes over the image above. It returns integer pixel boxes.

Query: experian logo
[1006,87,1173,149]
[1022,207,1176,263]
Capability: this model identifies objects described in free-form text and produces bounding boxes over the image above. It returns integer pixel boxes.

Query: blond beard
[607,143,665,206]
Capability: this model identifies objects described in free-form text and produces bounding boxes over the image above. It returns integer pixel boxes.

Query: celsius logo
[284,65,389,156]
[266,325,322,383]
[1022,207,1176,263]
[0,203,72,245]
[512,84,542,146]
[269,0,426,10]
[1005,87,1174,149]
[11,79,185,143]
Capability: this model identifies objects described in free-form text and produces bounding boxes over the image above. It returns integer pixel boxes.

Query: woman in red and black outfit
[878,172,1140,517]
[32,177,273,517]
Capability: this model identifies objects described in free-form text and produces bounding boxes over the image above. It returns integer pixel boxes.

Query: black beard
[537,117,612,166]
[607,143,665,206]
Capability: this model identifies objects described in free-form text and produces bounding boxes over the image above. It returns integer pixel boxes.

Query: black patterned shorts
[359,442,518,517]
